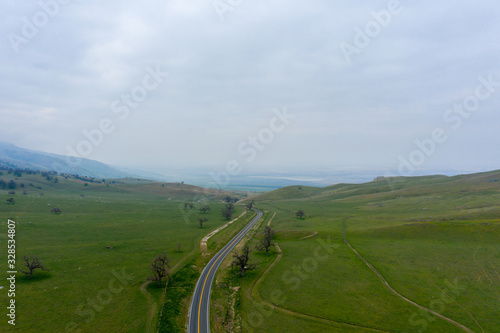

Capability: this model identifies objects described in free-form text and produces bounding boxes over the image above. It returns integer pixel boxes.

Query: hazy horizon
[3,140,494,193]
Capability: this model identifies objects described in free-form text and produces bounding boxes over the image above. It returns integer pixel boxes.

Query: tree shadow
[16,271,52,283]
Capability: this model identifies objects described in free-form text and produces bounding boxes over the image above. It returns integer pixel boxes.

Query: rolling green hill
[217,170,500,333]
[2,166,499,332]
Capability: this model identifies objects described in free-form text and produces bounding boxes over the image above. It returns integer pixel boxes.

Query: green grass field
[2,169,499,332]
[210,170,500,333]
[0,171,244,332]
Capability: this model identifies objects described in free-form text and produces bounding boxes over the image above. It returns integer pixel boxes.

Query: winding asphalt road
[188,208,263,333]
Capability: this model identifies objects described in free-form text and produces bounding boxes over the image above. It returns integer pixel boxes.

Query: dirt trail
[200,211,247,252]
[299,231,318,240]
[245,215,475,332]
[247,242,391,332]
[266,211,276,226]
[341,220,475,333]
[140,280,159,333]
[246,214,390,332]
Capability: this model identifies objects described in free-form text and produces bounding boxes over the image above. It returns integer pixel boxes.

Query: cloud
[0,0,499,173]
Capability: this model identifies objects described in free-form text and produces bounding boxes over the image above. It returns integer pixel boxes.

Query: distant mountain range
[1,142,490,191]
[0,142,130,179]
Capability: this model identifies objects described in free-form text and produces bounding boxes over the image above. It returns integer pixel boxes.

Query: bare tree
[224,196,237,203]
[221,203,234,220]
[176,242,182,253]
[256,226,275,254]
[246,200,254,210]
[199,204,210,214]
[232,245,256,277]
[22,255,49,278]
[199,217,208,228]
[296,209,306,219]
[149,254,170,286]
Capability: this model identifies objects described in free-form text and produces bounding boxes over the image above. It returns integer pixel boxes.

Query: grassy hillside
[2,168,499,332]
[0,170,245,332]
[211,170,500,333]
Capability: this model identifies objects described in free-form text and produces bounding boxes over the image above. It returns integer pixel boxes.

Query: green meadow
[1,169,499,332]
[212,170,500,333]
[0,171,243,332]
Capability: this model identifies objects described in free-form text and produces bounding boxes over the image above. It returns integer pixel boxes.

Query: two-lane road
[189,209,263,333]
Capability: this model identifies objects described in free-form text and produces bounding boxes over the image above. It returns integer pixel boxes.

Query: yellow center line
[197,212,261,332]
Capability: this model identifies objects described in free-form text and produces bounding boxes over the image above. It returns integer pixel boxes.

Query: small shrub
[51,207,62,214]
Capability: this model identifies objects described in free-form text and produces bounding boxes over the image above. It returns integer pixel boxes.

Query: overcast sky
[1,0,499,175]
